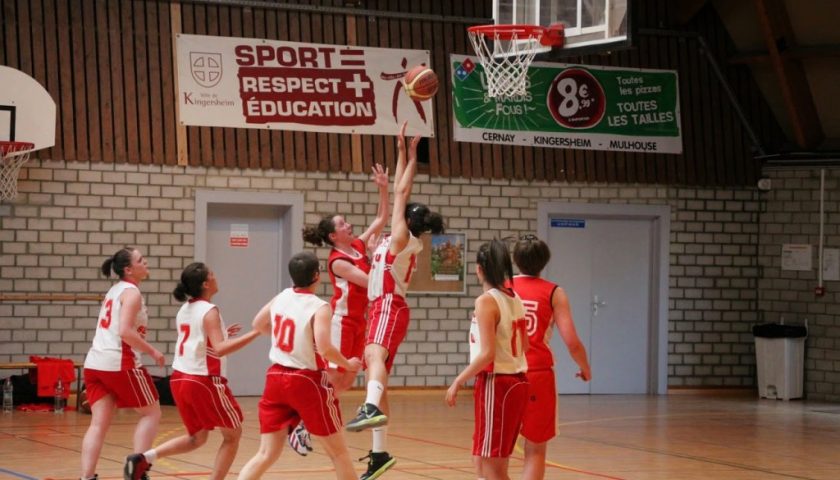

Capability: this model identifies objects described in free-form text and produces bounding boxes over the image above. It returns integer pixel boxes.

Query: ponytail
[101,247,135,278]
[406,203,445,237]
[302,216,337,247]
[172,262,209,302]
[476,239,513,290]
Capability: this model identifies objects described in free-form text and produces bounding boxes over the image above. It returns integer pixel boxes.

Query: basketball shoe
[123,453,151,480]
[288,422,313,456]
[345,402,387,432]
[359,450,395,480]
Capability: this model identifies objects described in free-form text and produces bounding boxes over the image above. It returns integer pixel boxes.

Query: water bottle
[3,377,12,413]
[54,378,65,414]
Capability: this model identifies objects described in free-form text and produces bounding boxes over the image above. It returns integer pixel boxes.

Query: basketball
[403,65,439,101]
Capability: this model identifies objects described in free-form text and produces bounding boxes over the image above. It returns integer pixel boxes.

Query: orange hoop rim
[0,141,34,156]
[467,23,564,47]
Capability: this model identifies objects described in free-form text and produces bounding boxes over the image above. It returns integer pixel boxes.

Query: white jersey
[469,288,528,374]
[84,281,148,371]
[172,300,227,378]
[268,288,329,371]
[367,233,423,300]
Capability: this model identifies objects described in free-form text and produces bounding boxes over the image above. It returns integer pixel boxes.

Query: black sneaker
[359,450,396,480]
[124,453,151,480]
[345,403,388,432]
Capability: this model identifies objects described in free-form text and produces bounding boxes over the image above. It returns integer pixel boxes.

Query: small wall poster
[781,244,812,271]
[230,223,249,248]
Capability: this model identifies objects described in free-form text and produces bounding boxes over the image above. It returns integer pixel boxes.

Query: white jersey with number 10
[268,288,329,371]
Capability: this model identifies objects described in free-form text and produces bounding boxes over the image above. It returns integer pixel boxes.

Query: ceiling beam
[729,44,840,65]
[669,0,710,26]
[753,0,824,148]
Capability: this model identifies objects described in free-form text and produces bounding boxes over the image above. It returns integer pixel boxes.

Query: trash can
[752,323,807,401]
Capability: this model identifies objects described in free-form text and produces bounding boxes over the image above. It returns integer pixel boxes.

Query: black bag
[153,376,176,406]
[8,374,42,405]
[752,323,807,338]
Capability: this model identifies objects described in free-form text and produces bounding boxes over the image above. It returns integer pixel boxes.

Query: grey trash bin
[753,323,807,401]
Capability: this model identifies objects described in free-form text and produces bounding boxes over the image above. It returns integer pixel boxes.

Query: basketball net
[467,24,564,99]
[0,142,34,201]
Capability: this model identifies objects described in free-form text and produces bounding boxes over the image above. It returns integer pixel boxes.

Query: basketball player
[345,122,444,480]
[237,251,363,480]
[124,262,261,480]
[80,247,165,480]
[446,239,529,480]
[294,163,389,456]
[302,163,389,392]
[511,235,591,480]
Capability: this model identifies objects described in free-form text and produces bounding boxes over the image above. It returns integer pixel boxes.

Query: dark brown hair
[476,239,513,289]
[512,234,551,276]
[302,216,337,247]
[405,202,444,237]
[173,262,210,302]
[101,247,136,279]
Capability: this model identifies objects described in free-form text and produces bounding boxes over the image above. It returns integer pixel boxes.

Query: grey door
[206,204,284,395]
[547,217,652,394]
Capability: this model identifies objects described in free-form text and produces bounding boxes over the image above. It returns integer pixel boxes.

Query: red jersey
[328,238,370,324]
[509,275,558,371]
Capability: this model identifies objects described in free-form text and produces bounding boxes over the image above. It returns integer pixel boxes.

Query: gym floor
[1,389,837,479]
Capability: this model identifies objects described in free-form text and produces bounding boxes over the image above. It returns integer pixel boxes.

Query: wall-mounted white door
[539,203,669,395]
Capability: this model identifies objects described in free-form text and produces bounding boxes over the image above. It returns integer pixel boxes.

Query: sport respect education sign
[176,34,434,137]
[451,54,682,154]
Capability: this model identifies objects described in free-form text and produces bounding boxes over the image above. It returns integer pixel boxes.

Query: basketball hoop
[467,23,564,98]
[0,141,35,201]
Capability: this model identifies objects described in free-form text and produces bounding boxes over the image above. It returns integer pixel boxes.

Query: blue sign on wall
[550,218,586,228]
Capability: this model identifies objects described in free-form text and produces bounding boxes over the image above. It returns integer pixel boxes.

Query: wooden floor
[2,389,840,480]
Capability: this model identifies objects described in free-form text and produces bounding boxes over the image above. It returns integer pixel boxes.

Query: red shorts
[83,367,159,408]
[521,369,557,443]
[367,294,409,373]
[258,364,342,437]
[472,372,528,458]
[170,371,243,436]
[331,315,366,372]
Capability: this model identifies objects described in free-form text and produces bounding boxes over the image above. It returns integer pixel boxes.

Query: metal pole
[639,28,767,157]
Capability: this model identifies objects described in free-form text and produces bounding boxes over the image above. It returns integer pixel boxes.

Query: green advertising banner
[451,54,682,154]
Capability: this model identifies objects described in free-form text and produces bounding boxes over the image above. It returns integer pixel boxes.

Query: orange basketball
[403,65,439,101]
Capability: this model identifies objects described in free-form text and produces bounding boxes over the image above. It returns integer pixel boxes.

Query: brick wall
[1,160,763,389]
[757,168,840,401]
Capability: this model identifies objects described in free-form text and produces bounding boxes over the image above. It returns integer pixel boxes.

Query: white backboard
[0,66,56,151]
[494,0,629,51]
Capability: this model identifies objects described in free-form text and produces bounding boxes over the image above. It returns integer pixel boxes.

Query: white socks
[365,380,385,407]
[372,426,388,453]
[142,449,158,463]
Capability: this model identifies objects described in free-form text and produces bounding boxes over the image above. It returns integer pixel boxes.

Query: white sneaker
[288,422,313,456]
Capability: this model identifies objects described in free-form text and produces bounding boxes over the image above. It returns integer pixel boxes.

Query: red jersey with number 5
[509,275,558,371]
[469,288,528,374]
[268,288,329,371]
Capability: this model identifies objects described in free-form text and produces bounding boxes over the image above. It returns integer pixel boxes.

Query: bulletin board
[409,232,467,294]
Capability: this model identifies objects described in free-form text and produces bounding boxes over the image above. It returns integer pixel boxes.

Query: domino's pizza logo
[455,58,476,81]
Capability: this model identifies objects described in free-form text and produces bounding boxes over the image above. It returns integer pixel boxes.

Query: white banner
[176,34,434,137]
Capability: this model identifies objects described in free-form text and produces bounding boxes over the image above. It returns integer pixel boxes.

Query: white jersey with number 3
[84,280,148,371]
[469,288,528,374]
[268,288,329,371]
